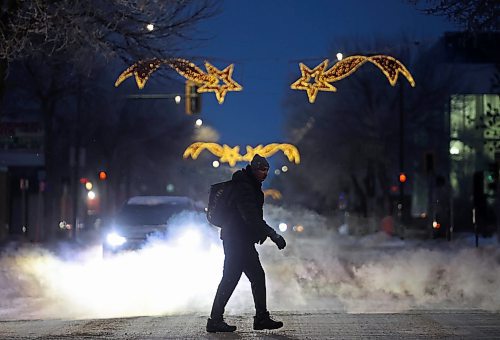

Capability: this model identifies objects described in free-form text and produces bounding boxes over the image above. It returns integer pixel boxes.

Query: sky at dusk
[190,0,456,148]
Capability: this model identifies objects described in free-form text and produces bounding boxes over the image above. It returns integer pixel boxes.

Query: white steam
[0,207,499,320]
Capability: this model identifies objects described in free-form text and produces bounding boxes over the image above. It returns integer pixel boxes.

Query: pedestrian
[207,154,287,333]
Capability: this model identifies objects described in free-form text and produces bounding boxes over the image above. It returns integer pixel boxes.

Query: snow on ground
[0,206,499,320]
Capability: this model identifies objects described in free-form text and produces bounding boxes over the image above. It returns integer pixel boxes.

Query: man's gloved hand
[270,234,286,250]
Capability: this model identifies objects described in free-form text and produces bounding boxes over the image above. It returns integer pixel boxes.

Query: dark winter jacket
[220,165,276,244]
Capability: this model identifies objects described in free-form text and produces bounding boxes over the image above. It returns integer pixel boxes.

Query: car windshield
[116,203,192,226]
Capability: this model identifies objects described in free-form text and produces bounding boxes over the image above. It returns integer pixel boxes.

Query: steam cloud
[0,206,499,320]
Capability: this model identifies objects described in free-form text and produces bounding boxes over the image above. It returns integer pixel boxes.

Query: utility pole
[398,82,405,239]
[71,77,83,241]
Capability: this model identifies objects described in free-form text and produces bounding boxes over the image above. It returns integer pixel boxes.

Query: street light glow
[87,191,96,200]
[85,182,93,191]
[336,52,343,60]
[174,95,181,104]
[195,119,203,127]
[212,160,220,168]
[146,24,155,31]
[450,146,460,155]
[281,165,288,172]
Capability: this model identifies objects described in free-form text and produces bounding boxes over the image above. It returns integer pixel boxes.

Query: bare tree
[407,0,499,32]
[0,0,219,64]
[0,0,218,240]
[280,39,460,227]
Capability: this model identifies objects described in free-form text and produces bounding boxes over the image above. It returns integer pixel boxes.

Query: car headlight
[106,232,127,247]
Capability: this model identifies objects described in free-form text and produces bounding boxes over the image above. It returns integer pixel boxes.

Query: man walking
[207,154,287,333]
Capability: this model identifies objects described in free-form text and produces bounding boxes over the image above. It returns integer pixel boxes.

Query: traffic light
[485,163,499,196]
[399,172,407,183]
[185,80,201,115]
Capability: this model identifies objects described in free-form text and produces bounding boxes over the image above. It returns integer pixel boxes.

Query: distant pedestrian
[207,154,286,333]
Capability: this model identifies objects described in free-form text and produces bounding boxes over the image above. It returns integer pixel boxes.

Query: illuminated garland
[291,55,416,103]
[264,189,282,200]
[183,142,300,167]
[115,58,242,104]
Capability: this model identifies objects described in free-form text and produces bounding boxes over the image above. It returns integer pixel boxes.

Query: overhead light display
[115,58,242,104]
[183,142,300,167]
[290,59,336,104]
[291,55,415,103]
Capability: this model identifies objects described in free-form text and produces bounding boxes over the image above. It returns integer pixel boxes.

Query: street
[1,225,499,339]
[1,310,500,339]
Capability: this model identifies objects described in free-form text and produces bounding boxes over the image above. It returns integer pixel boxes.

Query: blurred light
[432,221,441,229]
[294,225,304,233]
[399,173,407,183]
[278,223,288,232]
[79,177,88,184]
[274,169,281,175]
[336,52,343,60]
[195,119,203,127]
[85,182,93,190]
[87,191,96,200]
[98,171,107,180]
[166,184,175,193]
[59,221,71,230]
[281,165,288,172]
[146,23,154,31]
[450,146,460,155]
[106,232,126,247]
[212,160,220,168]
[174,95,181,104]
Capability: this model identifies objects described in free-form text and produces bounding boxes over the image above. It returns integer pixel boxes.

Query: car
[102,195,204,256]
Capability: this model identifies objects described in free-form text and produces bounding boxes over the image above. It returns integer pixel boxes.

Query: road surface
[2,310,500,339]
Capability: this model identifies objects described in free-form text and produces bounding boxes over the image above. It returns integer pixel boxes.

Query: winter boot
[253,312,283,330]
[206,318,237,333]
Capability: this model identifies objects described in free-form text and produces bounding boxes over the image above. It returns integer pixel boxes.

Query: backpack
[207,180,235,227]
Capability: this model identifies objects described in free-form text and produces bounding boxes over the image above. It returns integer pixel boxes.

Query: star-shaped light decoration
[290,60,336,104]
[114,59,162,89]
[218,145,241,167]
[367,55,415,87]
[197,62,243,104]
[291,55,415,103]
[183,143,300,167]
[115,58,243,104]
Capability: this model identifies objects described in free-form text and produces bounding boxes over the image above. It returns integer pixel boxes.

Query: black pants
[210,240,267,319]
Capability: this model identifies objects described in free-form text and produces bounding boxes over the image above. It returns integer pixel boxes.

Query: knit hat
[250,154,270,170]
